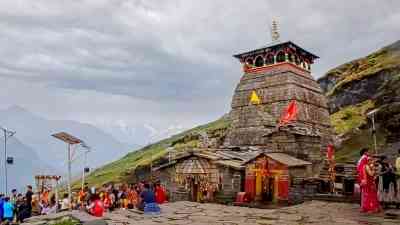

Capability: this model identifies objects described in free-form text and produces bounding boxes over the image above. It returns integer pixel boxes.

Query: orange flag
[326,144,335,160]
[279,100,298,126]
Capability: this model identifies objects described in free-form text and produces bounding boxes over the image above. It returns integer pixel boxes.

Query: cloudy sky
[0,0,399,145]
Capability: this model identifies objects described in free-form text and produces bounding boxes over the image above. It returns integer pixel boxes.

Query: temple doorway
[190,178,200,202]
[262,176,275,202]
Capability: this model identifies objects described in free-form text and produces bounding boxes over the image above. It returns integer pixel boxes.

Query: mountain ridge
[0,105,133,179]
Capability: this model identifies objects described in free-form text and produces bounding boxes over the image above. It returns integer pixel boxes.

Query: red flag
[279,100,298,126]
[326,144,335,160]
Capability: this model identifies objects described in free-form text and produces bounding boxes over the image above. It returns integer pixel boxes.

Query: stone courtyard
[103,201,399,225]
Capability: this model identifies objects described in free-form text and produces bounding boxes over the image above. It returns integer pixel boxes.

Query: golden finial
[271,20,280,43]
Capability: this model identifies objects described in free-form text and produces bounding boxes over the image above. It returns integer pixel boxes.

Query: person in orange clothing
[127,185,139,209]
[154,183,167,204]
[41,188,50,205]
[78,187,88,209]
[103,192,111,211]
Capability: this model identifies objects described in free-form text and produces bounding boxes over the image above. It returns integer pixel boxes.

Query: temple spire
[270,20,280,44]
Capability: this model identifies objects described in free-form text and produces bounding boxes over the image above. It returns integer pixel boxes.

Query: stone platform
[23,201,400,225]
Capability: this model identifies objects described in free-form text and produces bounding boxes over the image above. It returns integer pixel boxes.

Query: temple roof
[154,149,311,172]
[266,153,312,167]
[233,41,319,61]
[176,157,211,174]
[241,152,312,167]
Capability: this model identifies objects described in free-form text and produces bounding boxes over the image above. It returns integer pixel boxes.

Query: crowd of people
[356,148,400,213]
[0,185,35,224]
[75,181,167,217]
[0,181,168,223]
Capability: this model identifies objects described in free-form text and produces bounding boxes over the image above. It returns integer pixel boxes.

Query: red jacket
[155,187,166,204]
[91,200,104,217]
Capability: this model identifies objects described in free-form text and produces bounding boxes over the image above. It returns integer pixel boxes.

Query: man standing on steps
[25,185,33,218]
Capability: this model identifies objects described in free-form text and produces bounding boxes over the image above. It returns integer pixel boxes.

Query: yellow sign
[250,90,261,105]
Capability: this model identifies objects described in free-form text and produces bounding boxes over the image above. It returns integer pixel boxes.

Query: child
[3,197,14,223]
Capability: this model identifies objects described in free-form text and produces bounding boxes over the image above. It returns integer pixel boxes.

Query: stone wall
[216,167,243,203]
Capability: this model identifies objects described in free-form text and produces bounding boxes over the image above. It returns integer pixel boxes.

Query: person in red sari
[154,183,167,204]
[357,148,369,184]
[357,148,369,204]
[361,158,381,213]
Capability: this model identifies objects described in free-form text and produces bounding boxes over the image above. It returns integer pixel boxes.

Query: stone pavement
[22,201,400,225]
[103,201,400,225]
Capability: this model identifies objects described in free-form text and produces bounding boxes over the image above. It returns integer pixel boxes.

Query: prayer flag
[279,100,298,126]
[250,91,261,105]
[327,144,335,160]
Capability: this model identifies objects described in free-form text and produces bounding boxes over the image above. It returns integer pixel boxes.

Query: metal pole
[55,178,59,212]
[4,129,7,195]
[372,115,377,155]
[81,150,87,191]
[67,143,72,210]
[150,151,153,181]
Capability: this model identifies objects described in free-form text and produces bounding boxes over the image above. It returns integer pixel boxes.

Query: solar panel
[51,132,82,144]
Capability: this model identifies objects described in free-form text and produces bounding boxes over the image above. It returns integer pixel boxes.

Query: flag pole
[367,108,380,155]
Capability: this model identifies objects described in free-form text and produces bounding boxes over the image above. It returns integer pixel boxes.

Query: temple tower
[224,23,332,174]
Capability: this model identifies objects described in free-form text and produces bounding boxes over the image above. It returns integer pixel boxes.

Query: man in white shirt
[60,193,70,211]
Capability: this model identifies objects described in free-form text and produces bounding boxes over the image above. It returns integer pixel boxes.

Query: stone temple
[224,39,332,174]
[154,26,333,204]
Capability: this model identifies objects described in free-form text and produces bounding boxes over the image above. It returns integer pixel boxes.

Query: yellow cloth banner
[250,90,261,105]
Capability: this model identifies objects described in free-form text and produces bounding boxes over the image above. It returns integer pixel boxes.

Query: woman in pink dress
[361,158,381,213]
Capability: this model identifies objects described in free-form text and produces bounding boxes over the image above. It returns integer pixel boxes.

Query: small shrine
[34,175,62,204]
[243,152,311,203]
[153,149,244,203]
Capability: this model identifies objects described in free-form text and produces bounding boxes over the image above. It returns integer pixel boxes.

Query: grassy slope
[330,100,374,135]
[78,116,230,188]
[324,42,400,97]
[329,100,388,162]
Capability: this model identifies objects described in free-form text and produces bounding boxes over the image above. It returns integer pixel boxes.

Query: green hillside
[78,116,230,188]
[324,41,400,97]
[319,40,400,162]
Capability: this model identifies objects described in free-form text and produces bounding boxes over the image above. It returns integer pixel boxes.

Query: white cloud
[0,0,399,145]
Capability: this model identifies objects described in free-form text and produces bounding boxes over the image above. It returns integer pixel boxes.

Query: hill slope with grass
[318,40,400,162]
[80,116,230,188]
